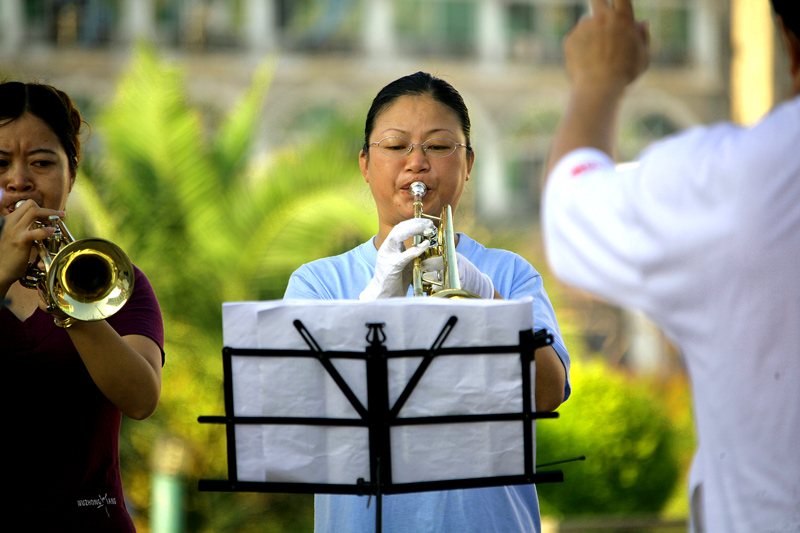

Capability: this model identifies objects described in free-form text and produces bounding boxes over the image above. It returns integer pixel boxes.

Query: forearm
[67,320,162,420]
[0,244,23,300]
[546,0,649,177]
[0,281,11,302]
[546,85,625,177]
[534,345,567,412]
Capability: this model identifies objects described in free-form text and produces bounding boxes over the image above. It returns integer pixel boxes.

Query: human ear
[359,150,370,183]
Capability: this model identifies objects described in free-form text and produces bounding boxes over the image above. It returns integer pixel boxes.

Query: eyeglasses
[369,137,468,159]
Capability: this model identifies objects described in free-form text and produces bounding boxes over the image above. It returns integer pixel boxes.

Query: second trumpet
[410,182,480,299]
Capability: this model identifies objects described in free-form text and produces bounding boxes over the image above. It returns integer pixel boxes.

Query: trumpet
[410,182,480,298]
[16,200,134,326]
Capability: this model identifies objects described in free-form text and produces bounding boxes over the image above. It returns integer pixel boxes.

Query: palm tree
[76,44,376,332]
[72,43,376,531]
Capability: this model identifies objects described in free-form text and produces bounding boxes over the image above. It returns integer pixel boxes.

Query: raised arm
[545,0,650,175]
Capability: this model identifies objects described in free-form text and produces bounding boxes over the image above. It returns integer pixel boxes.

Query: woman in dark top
[0,81,164,531]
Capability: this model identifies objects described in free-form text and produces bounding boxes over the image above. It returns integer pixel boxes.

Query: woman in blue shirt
[285,71,570,533]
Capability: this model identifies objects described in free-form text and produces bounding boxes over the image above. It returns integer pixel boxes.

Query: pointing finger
[614,0,635,19]
[589,0,611,14]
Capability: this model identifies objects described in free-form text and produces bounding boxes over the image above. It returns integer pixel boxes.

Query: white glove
[456,253,494,298]
[359,218,435,300]
[421,252,495,299]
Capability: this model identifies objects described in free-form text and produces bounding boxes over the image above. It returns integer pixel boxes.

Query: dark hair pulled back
[362,72,472,156]
[771,0,799,39]
[0,81,84,177]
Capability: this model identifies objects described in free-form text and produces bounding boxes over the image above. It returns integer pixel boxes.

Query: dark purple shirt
[2,266,164,531]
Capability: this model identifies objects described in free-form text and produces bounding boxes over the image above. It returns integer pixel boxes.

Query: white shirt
[542,96,800,533]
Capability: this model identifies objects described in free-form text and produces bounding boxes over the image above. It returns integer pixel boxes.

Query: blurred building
[0,0,745,218]
[0,0,790,374]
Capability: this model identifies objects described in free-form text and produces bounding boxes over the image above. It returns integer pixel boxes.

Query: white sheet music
[222,297,537,486]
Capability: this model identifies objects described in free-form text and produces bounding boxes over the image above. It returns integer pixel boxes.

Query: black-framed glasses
[369,137,468,159]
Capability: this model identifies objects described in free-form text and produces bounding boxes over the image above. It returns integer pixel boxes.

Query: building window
[505,156,546,220]
[395,0,477,57]
[638,2,691,65]
[506,0,586,63]
[637,112,681,139]
[505,0,692,66]
[23,0,120,46]
[278,0,360,52]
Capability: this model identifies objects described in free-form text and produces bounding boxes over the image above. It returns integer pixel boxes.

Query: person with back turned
[541,1,800,531]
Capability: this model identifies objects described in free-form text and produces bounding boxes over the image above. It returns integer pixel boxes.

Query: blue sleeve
[284,265,326,300]
[507,258,572,402]
[283,246,373,301]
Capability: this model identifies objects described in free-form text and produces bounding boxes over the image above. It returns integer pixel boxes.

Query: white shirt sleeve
[542,148,656,310]
[542,124,742,317]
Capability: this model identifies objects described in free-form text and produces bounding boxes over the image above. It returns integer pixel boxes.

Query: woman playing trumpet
[285,71,570,533]
[0,81,164,531]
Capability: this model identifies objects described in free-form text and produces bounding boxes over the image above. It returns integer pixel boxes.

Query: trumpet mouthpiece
[410,181,427,198]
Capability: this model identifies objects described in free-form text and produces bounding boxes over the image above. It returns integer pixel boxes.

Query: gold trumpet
[410,182,480,298]
[16,200,134,326]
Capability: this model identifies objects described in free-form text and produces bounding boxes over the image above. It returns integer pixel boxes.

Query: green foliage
[75,43,376,334]
[536,357,680,517]
[68,43,376,530]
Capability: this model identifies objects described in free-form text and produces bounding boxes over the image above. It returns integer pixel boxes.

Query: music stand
[199,299,565,532]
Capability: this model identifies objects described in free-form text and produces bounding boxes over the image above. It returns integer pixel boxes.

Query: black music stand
[199,304,565,533]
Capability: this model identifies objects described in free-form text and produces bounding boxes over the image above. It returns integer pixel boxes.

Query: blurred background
[1,0,790,531]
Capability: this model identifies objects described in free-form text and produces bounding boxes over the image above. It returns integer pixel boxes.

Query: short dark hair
[772,0,799,39]
[362,72,472,156]
[0,81,84,177]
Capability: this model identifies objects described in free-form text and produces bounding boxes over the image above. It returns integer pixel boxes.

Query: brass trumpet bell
[47,238,134,321]
[15,200,134,323]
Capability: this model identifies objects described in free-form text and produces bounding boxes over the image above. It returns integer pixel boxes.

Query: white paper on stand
[222,297,538,487]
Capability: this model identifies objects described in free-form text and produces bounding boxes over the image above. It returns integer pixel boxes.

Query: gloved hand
[456,253,494,298]
[421,252,495,299]
[359,218,435,300]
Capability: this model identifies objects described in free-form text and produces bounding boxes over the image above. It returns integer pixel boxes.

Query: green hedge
[536,357,680,517]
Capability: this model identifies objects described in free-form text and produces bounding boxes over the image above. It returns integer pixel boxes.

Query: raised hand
[564,0,650,94]
[545,0,650,174]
